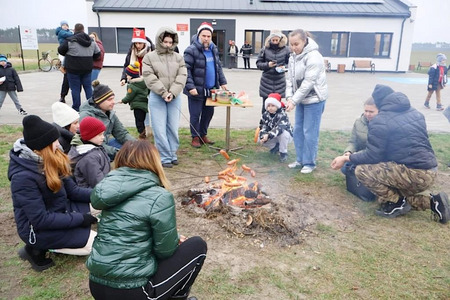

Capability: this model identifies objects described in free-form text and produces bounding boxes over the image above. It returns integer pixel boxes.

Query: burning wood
[185,155,271,210]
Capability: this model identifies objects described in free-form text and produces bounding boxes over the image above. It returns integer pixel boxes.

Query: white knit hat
[52,102,79,127]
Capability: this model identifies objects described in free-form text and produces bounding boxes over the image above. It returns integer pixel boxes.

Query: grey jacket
[79,99,135,157]
[286,38,328,105]
[69,134,111,188]
[142,27,187,99]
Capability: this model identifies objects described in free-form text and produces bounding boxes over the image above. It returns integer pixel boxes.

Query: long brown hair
[35,144,71,193]
[114,140,170,189]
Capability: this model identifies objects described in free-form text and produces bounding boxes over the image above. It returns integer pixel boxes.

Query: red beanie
[80,116,106,141]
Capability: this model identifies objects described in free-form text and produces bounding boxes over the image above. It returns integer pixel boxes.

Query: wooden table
[205,98,253,156]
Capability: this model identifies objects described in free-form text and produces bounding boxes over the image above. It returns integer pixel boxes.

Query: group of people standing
[6,19,450,300]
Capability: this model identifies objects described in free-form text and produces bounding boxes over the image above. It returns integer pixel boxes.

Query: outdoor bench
[416,61,432,70]
[351,60,375,73]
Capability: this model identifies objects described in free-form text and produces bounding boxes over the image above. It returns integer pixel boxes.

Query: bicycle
[38,50,61,72]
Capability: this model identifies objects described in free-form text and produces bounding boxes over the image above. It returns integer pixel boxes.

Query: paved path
[1,68,449,133]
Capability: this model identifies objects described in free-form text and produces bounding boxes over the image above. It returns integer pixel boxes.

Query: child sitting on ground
[258,93,293,162]
[69,116,110,188]
[0,55,27,115]
[119,61,149,139]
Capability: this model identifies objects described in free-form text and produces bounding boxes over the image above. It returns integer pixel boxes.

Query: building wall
[87,3,415,72]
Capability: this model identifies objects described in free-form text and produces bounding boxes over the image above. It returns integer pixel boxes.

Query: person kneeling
[8,115,97,272]
[331,85,449,224]
[86,140,206,300]
[258,93,293,162]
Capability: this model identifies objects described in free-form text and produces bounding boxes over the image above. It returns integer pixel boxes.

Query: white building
[86,0,416,72]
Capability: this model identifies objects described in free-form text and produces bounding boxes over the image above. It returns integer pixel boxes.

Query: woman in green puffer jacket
[86,140,206,300]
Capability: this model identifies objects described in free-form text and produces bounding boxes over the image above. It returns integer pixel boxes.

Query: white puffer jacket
[286,38,328,105]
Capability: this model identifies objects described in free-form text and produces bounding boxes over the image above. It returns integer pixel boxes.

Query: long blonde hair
[114,140,170,189]
[35,145,71,193]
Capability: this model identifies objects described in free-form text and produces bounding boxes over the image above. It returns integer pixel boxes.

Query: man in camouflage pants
[332,84,449,224]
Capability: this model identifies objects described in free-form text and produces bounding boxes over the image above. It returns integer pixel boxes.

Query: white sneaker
[288,161,302,169]
[300,166,316,174]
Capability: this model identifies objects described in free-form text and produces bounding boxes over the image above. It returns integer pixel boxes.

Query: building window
[117,28,145,54]
[330,32,349,56]
[245,30,264,54]
[374,33,392,57]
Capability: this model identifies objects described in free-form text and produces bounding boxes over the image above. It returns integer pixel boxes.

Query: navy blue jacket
[427,64,448,91]
[350,92,437,170]
[183,36,227,98]
[8,139,92,250]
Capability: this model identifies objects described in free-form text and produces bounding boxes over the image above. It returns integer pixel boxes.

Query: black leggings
[134,109,147,134]
[89,236,207,300]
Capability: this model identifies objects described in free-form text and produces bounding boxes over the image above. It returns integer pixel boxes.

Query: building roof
[91,0,411,18]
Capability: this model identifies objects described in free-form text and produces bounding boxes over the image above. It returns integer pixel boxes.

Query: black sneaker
[430,192,450,224]
[279,152,288,163]
[19,108,27,115]
[269,143,279,154]
[375,197,411,218]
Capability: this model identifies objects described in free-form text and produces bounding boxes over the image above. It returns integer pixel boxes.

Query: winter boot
[18,244,55,272]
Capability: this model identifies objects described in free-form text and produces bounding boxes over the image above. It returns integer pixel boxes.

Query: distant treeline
[412,42,450,51]
[0,27,57,43]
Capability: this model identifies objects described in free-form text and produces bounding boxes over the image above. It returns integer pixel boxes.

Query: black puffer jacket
[350,91,437,170]
[0,62,23,92]
[256,34,290,99]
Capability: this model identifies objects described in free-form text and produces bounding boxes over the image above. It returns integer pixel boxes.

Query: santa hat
[125,61,140,78]
[265,93,285,109]
[131,28,147,44]
[265,93,284,110]
[80,116,106,141]
[197,22,213,35]
[52,102,79,128]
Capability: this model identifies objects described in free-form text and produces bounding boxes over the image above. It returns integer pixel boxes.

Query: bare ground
[1,145,449,299]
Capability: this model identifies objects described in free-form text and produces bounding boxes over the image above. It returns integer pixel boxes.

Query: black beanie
[372,84,394,107]
[92,80,114,105]
[23,115,60,151]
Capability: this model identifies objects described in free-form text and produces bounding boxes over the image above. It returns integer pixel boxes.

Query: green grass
[0,125,449,299]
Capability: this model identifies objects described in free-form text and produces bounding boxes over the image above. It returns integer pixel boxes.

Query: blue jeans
[149,91,181,164]
[67,72,92,111]
[293,100,326,167]
[91,69,101,82]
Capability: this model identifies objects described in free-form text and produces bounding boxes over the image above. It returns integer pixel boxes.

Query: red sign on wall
[177,24,189,32]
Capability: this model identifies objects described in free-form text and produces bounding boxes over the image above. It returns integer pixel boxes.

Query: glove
[81,213,98,227]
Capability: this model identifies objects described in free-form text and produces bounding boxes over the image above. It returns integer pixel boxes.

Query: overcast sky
[1,0,448,43]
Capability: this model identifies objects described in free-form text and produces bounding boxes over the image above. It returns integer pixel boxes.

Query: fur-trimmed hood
[264,30,288,48]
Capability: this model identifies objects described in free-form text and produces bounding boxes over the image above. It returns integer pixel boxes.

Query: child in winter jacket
[258,93,293,162]
[69,116,110,188]
[55,20,74,45]
[424,53,448,111]
[0,55,27,115]
[119,61,149,139]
